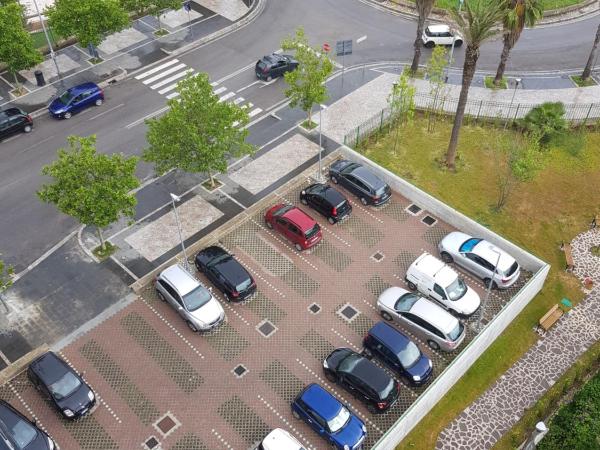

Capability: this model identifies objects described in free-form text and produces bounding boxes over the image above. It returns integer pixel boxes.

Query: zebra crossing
[134,59,264,119]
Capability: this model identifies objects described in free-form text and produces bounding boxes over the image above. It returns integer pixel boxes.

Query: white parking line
[213,86,227,95]
[135,59,180,80]
[233,97,244,105]
[150,68,194,89]
[210,429,234,450]
[142,63,187,85]
[248,107,262,118]
[125,106,169,129]
[236,80,260,92]
[257,395,317,450]
[218,92,235,102]
[88,103,125,121]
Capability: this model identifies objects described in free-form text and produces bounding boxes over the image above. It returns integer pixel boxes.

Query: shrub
[519,102,568,144]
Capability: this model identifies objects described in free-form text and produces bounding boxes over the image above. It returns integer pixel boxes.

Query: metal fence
[343,91,600,148]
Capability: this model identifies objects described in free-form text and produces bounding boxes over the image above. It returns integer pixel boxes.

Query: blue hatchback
[291,383,366,449]
[48,82,104,119]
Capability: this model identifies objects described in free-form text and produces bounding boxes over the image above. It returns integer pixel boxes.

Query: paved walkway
[436,228,600,450]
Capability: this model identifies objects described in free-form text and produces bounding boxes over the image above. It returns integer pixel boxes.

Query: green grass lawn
[405,0,584,11]
[354,118,598,450]
[30,29,57,50]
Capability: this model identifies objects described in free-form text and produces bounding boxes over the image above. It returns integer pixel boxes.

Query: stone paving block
[98,27,149,55]
[161,8,203,28]
[19,54,80,85]
[259,360,305,404]
[217,396,270,446]
[170,433,208,450]
[192,0,248,21]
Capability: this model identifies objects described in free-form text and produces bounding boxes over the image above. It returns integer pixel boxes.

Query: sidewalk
[437,229,600,450]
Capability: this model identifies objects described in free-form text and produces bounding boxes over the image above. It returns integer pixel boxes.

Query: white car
[258,428,305,450]
[422,24,463,48]
[405,253,480,316]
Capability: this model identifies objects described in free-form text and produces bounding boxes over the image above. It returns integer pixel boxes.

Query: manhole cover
[337,304,359,322]
[154,412,180,437]
[422,215,437,226]
[257,319,277,338]
[144,437,159,450]
[233,364,248,378]
[407,204,422,215]
[308,303,321,314]
[371,251,385,262]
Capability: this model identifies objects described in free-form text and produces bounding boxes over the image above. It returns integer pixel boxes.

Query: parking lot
[0,164,532,450]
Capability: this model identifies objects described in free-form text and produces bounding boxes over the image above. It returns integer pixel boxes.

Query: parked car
[155,264,225,332]
[421,24,463,48]
[300,183,352,224]
[255,53,298,81]
[291,383,366,450]
[0,108,33,140]
[438,232,520,289]
[264,204,322,251]
[363,322,433,386]
[405,252,480,316]
[329,160,391,206]
[48,82,103,119]
[258,428,305,450]
[323,348,399,413]
[377,286,466,352]
[0,400,59,450]
[195,246,256,302]
[28,351,96,420]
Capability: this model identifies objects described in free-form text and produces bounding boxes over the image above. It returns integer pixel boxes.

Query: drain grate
[144,437,159,450]
[422,215,437,226]
[256,319,277,338]
[154,412,180,438]
[337,304,359,322]
[406,204,422,215]
[308,303,321,314]
[371,251,385,262]
[233,364,248,378]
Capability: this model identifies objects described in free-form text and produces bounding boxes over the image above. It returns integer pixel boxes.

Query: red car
[265,204,322,251]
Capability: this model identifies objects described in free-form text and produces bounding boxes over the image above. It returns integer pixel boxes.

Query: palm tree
[581,23,600,81]
[445,0,507,170]
[494,0,543,87]
[410,0,437,75]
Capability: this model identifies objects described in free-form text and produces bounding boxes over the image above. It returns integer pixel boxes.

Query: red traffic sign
[322,43,331,52]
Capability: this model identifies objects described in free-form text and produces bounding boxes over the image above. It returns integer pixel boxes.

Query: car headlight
[344,446,350,450]
[63,409,74,417]
[361,424,367,432]
[323,359,329,369]
[413,375,421,381]
[429,359,433,368]
[88,390,95,401]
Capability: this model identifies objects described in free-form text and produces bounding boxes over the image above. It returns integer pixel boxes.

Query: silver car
[377,286,466,352]
[438,232,520,289]
[155,264,225,332]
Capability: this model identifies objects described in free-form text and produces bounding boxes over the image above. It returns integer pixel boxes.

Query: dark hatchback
[28,351,96,420]
[300,183,352,224]
[0,400,58,450]
[363,322,433,386]
[195,246,256,302]
[0,108,33,140]
[323,348,399,413]
[329,160,391,206]
[255,53,298,81]
[48,82,103,119]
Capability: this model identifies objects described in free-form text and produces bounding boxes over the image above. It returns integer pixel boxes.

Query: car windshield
[0,414,36,450]
[447,321,464,342]
[328,406,350,433]
[182,286,212,311]
[375,185,388,196]
[398,341,421,368]
[379,378,396,399]
[257,61,267,70]
[58,90,74,104]
[273,205,294,216]
[446,278,467,301]
[459,238,482,253]
[337,353,362,373]
[49,371,81,400]
[395,293,420,312]
[304,223,320,239]
[208,253,230,266]
[235,278,252,292]
[341,163,359,174]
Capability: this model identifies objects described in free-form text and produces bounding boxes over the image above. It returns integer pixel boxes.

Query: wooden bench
[539,304,564,332]
[562,242,574,272]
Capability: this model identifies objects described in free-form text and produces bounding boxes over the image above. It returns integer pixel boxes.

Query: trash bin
[34,70,45,87]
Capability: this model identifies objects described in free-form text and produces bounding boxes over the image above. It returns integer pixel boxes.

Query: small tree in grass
[143,73,255,188]
[0,2,43,95]
[38,135,140,253]
[281,27,334,128]
[388,72,416,154]
[425,45,449,132]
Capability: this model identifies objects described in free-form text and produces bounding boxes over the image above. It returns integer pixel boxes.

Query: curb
[0,344,49,385]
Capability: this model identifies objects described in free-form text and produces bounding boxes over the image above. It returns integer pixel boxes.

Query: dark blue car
[363,322,433,386]
[48,82,103,119]
[291,383,366,449]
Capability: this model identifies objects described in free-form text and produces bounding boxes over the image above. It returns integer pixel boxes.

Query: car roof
[413,253,457,286]
[369,322,411,354]
[352,166,386,189]
[348,357,392,394]
[471,241,516,272]
[283,207,317,231]
[30,351,69,384]
[159,265,200,295]
[300,384,341,421]
[411,298,458,334]
[307,184,346,205]
[427,24,451,33]
[261,429,304,450]
[69,82,99,93]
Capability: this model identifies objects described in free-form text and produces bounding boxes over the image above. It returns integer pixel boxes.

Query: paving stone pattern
[437,229,600,450]
[169,433,208,450]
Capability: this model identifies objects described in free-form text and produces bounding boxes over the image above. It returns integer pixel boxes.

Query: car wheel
[324,371,337,383]
[292,409,300,420]
[23,124,32,133]
[266,75,272,82]
[95,98,103,106]
[63,111,72,119]
[300,197,308,205]
[440,252,453,263]
[331,175,338,184]
[484,278,498,290]
[187,321,198,332]
[427,340,440,351]
[425,41,435,48]
[454,40,463,47]
[328,217,336,225]
[157,290,166,302]
[407,281,417,291]
[360,197,368,206]
[265,220,273,229]
[294,243,303,252]
[381,310,393,321]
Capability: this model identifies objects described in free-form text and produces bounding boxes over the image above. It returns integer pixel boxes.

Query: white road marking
[142,63,187,84]
[236,80,260,92]
[356,35,367,44]
[125,106,169,129]
[149,68,194,89]
[135,59,179,80]
[213,60,256,84]
[217,187,247,209]
[233,97,244,105]
[248,107,262,118]
[88,103,125,120]
[210,81,219,87]
[218,92,235,102]
[166,91,180,99]
[213,86,227,94]
[157,82,180,94]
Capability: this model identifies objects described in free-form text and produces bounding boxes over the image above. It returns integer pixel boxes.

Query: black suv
[323,348,399,413]
[0,400,58,450]
[300,183,352,224]
[329,160,391,206]
[0,108,33,140]
[255,53,298,81]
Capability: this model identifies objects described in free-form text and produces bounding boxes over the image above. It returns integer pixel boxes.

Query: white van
[405,253,480,316]
[258,428,305,450]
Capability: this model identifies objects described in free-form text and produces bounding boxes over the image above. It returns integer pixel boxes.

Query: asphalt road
[1,0,599,273]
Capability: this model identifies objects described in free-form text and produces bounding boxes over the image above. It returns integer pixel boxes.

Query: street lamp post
[170,193,189,270]
[31,0,61,80]
[318,104,324,181]
[505,77,521,130]
[476,247,501,332]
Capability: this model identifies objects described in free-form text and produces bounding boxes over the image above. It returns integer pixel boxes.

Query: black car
[329,160,392,206]
[300,183,352,224]
[0,400,58,450]
[255,53,298,81]
[0,108,33,140]
[195,246,256,302]
[28,351,96,420]
[323,348,399,413]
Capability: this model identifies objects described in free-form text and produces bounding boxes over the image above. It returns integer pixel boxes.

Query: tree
[581,23,600,81]
[120,0,180,32]
[519,102,568,144]
[143,73,254,187]
[46,0,129,55]
[445,0,507,170]
[0,2,43,93]
[425,45,449,132]
[389,72,416,154]
[281,27,334,126]
[494,0,542,86]
[410,0,436,75]
[38,135,139,251]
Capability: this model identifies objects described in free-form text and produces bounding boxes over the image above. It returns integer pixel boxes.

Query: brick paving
[436,228,600,450]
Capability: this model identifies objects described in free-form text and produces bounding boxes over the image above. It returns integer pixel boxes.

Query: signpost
[183,1,192,37]
[336,39,352,91]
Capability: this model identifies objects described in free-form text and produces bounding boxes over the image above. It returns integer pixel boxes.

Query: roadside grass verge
[405,0,584,11]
